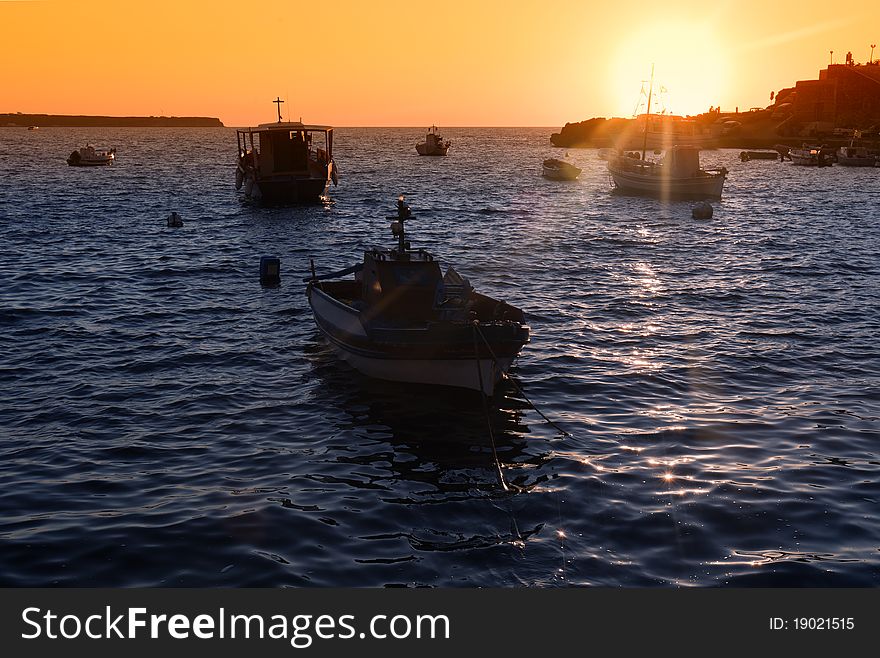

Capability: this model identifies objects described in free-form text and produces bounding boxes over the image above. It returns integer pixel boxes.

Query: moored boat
[306,196,529,395]
[836,145,876,167]
[607,145,727,198]
[235,97,337,204]
[415,125,450,156]
[740,150,779,161]
[789,144,832,167]
[66,145,115,166]
[542,158,582,180]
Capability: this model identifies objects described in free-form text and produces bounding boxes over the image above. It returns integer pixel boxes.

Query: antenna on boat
[273,96,284,123]
[641,63,654,162]
[389,194,412,253]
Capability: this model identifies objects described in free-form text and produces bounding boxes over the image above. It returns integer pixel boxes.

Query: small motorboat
[67,145,116,166]
[789,144,832,167]
[415,125,450,156]
[27,126,39,131]
[306,195,529,395]
[542,158,582,180]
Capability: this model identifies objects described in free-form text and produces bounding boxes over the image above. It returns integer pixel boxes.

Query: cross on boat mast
[273,96,284,123]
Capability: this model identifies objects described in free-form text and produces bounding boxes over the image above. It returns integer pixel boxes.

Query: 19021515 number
[793,618,854,630]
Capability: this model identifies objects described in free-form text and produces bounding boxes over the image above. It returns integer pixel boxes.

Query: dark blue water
[1,127,878,586]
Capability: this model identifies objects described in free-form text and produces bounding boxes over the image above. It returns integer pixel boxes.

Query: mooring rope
[473,322,571,438]
[472,324,509,492]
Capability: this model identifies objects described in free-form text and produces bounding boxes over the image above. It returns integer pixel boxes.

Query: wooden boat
[542,158,582,180]
[415,125,450,156]
[235,98,337,204]
[608,146,727,198]
[66,145,115,166]
[306,196,529,394]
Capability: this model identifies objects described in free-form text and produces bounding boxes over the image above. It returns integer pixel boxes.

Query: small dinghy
[542,158,582,180]
[306,195,529,394]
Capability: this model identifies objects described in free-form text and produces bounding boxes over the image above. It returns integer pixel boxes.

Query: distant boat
[836,145,876,167]
[66,145,115,166]
[306,196,529,394]
[415,125,450,156]
[542,158,581,180]
[597,148,619,161]
[235,98,337,204]
[27,126,39,131]
[789,145,832,167]
[740,150,779,162]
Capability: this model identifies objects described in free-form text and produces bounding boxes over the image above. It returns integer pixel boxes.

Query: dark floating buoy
[259,256,281,287]
[166,212,184,227]
[692,201,713,220]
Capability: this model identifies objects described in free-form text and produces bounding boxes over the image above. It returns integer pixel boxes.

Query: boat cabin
[360,248,442,325]
[236,121,333,178]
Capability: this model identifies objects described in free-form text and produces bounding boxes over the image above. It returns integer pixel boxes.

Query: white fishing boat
[608,146,727,198]
[607,67,726,198]
[542,158,582,180]
[415,125,450,156]
[66,144,116,166]
[306,196,529,395]
[235,97,337,204]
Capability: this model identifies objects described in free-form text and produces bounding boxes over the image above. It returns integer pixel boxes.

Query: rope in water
[472,324,509,491]
[473,322,571,438]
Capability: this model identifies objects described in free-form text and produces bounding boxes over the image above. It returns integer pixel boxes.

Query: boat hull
[308,286,525,395]
[608,166,725,199]
[415,144,449,156]
[243,176,328,204]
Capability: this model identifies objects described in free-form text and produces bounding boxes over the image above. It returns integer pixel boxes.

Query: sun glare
[610,21,729,117]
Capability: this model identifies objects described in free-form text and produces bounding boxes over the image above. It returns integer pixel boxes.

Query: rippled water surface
[1,127,878,586]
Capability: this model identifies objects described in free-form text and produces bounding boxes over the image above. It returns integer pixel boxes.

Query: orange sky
[2,0,878,125]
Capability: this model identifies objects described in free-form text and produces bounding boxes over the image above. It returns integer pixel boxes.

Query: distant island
[1,113,223,127]
[552,58,880,149]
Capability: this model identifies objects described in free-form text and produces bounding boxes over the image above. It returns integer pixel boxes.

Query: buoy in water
[259,256,281,287]
[692,202,713,219]
[166,212,184,227]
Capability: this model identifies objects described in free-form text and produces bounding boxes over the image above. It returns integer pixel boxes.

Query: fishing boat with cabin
[415,125,451,156]
[234,97,337,203]
[306,196,529,394]
[607,66,727,198]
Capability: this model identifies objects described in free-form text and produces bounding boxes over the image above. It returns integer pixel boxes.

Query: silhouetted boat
[235,98,337,203]
[66,145,115,166]
[306,196,529,394]
[415,125,450,156]
[27,126,38,131]
[542,158,581,180]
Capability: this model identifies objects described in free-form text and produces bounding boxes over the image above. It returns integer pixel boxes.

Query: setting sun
[611,21,729,117]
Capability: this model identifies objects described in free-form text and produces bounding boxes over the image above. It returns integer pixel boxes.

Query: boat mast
[273,96,284,123]
[641,64,654,161]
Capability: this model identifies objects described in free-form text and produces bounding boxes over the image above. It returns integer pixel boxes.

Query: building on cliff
[783,61,880,128]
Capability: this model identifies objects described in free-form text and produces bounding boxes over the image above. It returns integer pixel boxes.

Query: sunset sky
[3,0,878,126]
